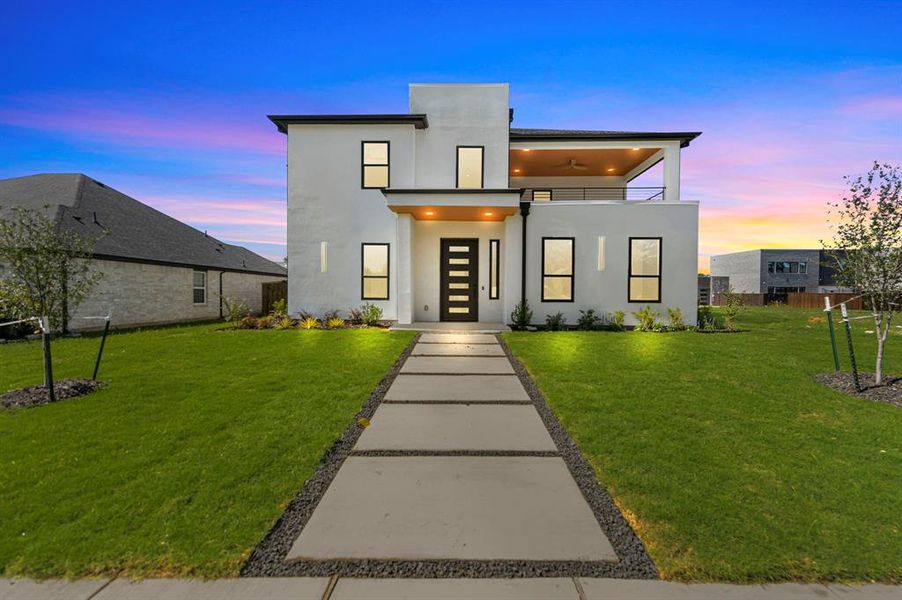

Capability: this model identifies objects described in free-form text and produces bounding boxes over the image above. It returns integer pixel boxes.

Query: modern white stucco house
[271,83,700,326]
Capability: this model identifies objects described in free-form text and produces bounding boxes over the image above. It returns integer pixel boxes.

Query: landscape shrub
[271,298,288,319]
[697,305,725,330]
[545,312,567,331]
[359,302,383,326]
[510,300,533,330]
[237,315,258,329]
[323,309,341,322]
[346,307,363,324]
[222,297,250,323]
[326,317,345,329]
[667,307,687,331]
[299,317,319,330]
[632,306,659,332]
[256,315,274,329]
[721,289,744,331]
[274,316,293,330]
[577,309,602,331]
[610,310,626,331]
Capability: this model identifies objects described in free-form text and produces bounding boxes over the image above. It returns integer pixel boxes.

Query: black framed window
[192,270,207,305]
[361,141,389,189]
[541,237,574,302]
[532,189,552,202]
[456,146,484,189]
[628,238,662,303]
[361,243,390,300]
[489,239,500,299]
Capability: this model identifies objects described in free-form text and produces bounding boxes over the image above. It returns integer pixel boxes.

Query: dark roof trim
[268,114,428,134]
[92,254,286,278]
[382,188,522,195]
[510,130,702,148]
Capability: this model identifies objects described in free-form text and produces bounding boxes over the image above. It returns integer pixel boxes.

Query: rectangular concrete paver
[287,456,616,562]
[93,578,329,600]
[418,333,498,344]
[401,356,514,374]
[385,375,530,402]
[0,579,110,600]
[411,343,505,356]
[331,577,580,599]
[355,404,557,451]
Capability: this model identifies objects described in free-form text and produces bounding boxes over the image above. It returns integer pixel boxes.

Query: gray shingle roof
[0,174,286,277]
[509,128,701,147]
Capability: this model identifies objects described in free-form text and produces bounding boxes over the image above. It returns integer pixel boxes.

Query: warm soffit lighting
[484,211,494,217]
[632,147,640,151]
[513,168,521,173]
[521,148,531,152]
[424,211,434,216]
[607,168,616,172]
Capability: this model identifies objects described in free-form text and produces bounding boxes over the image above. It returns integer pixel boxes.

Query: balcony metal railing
[521,187,666,202]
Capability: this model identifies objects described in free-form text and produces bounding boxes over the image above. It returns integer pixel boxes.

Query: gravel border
[241,331,657,579]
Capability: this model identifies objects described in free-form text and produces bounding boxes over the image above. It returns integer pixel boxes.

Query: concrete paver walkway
[286,331,616,563]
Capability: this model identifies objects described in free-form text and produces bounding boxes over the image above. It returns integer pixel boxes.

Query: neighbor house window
[362,141,389,189]
[361,243,390,300]
[542,237,574,302]
[629,238,661,303]
[456,146,484,189]
[768,261,807,274]
[532,190,552,202]
[193,270,207,305]
[489,239,500,299]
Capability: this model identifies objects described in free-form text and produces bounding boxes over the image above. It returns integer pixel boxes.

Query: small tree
[0,206,103,331]
[825,162,902,385]
[720,288,744,331]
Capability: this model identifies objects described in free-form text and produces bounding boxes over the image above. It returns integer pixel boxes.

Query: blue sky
[1,1,900,267]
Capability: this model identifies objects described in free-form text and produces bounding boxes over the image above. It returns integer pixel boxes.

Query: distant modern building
[697,275,730,305]
[0,174,286,332]
[709,249,849,294]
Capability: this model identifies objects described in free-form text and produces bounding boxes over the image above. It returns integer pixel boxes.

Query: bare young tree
[0,206,103,332]
[825,162,902,385]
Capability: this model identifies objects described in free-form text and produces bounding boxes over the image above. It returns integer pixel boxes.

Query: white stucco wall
[69,259,285,330]
[411,220,506,322]
[410,84,510,188]
[286,124,416,318]
[522,202,699,326]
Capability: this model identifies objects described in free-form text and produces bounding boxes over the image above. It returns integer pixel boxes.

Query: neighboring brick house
[709,249,849,294]
[0,174,286,331]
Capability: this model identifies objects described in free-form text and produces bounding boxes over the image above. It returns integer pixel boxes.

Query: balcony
[521,187,666,202]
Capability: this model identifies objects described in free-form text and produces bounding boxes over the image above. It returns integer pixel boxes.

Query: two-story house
[270,83,700,327]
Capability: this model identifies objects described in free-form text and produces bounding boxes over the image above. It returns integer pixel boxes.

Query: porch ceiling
[388,205,517,221]
[510,147,659,177]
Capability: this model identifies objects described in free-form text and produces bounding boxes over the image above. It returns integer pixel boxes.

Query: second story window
[362,141,389,189]
[456,146,484,189]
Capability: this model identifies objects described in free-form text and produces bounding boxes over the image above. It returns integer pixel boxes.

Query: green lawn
[504,307,902,583]
[0,323,414,578]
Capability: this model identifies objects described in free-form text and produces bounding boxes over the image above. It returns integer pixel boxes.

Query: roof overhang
[268,114,428,134]
[509,131,701,148]
[382,188,521,221]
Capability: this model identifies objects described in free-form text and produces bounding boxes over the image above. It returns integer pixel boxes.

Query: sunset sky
[1,1,899,271]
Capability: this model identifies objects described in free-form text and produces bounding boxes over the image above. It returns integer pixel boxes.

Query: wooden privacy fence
[786,292,862,310]
[262,280,287,313]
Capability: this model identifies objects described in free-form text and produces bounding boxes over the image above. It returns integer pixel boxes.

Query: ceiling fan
[557,158,588,171]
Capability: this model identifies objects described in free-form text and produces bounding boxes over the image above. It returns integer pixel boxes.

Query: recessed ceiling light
[424,211,434,216]
[521,148,531,152]
[484,211,493,217]
[513,168,521,173]
[632,147,640,151]
[607,168,616,172]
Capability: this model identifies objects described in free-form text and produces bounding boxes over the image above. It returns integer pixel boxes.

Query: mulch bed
[816,372,902,408]
[1,378,104,410]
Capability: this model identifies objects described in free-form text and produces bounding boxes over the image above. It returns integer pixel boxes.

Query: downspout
[218,271,223,319]
[519,201,530,306]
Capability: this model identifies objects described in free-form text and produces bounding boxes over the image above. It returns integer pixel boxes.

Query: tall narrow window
[489,239,500,299]
[456,146,484,189]
[542,237,574,302]
[362,141,389,189]
[192,270,207,305]
[629,238,662,303]
[361,243,390,300]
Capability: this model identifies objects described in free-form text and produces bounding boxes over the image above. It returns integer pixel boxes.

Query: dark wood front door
[440,238,478,322]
